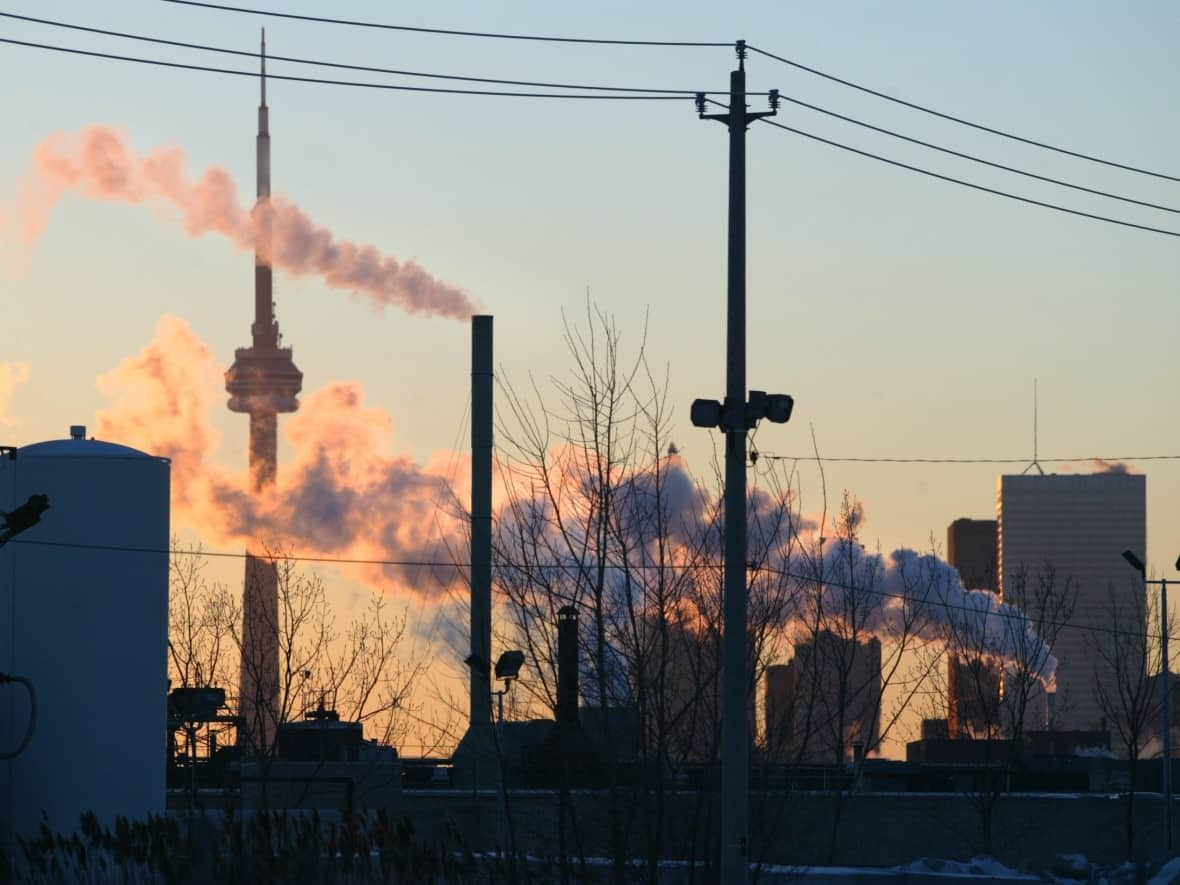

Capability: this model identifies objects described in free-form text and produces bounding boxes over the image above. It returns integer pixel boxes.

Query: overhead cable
[7,537,1169,643]
[775,91,1180,216]
[0,12,745,95]
[0,37,693,100]
[9,13,1165,213]
[747,43,1180,184]
[160,0,730,47]
[755,115,1180,238]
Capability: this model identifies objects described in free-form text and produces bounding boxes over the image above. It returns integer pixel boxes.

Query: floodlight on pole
[494,650,525,683]
[0,494,50,548]
[1123,549,1146,575]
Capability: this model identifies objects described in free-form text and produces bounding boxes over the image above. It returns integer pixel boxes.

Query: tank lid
[16,436,165,461]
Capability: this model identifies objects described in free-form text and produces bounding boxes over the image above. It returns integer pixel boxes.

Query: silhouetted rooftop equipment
[0,494,50,547]
[495,650,525,682]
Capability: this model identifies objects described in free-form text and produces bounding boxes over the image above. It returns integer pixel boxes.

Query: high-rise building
[948,518,998,591]
[946,518,1000,737]
[765,630,881,763]
[997,473,1146,732]
[225,32,303,752]
[764,663,796,761]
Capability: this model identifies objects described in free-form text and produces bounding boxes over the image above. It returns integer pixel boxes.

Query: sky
[1,1,1178,749]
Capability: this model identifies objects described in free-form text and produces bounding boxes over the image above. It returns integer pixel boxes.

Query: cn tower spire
[226,29,302,755]
[257,28,269,201]
[260,28,267,109]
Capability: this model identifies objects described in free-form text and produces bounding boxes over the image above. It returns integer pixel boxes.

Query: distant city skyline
[1,2,1178,760]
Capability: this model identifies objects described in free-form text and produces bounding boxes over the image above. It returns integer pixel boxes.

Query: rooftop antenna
[1022,379,1045,475]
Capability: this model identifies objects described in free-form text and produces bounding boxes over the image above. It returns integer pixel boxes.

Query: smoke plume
[8,126,476,320]
[805,539,1057,688]
[1091,458,1133,474]
[95,315,469,596]
[0,363,30,427]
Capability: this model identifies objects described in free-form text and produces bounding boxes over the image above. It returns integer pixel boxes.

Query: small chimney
[557,605,579,726]
[69,425,85,440]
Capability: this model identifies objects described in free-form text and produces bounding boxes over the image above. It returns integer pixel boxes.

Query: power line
[0,37,693,101]
[747,43,1180,184]
[161,0,730,47]
[0,12,745,95]
[774,91,1180,216]
[760,454,1180,465]
[755,115,1180,238]
[7,537,1170,644]
[6,23,1170,230]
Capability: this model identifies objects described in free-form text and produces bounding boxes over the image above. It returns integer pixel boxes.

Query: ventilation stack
[452,315,496,786]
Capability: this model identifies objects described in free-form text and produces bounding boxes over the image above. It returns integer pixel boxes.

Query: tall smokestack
[469,315,493,729]
[226,29,302,753]
[452,315,495,787]
[557,605,579,726]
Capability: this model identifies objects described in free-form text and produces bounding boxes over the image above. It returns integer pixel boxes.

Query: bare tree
[234,556,424,761]
[494,301,803,883]
[1088,579,1167,859]
[167,541,239,693]
[775,496,943,864]
[939,562,1076,855]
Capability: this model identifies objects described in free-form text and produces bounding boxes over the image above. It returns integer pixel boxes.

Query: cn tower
[224,30,302,752]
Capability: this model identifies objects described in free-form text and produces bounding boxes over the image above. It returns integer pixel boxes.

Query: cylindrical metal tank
[0,426,170,837]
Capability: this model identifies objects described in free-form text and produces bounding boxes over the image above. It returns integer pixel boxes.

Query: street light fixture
[493,650,525,727]
[0,494,50,548]
[1123,549,1176,854]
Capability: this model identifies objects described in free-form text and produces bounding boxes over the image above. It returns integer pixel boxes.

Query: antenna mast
[1023,378,1045,475]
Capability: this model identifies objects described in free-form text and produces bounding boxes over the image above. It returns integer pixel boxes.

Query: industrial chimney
[451,314,496,787]
[556,605,579,726]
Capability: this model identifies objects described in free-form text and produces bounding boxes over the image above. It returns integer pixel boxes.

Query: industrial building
[997,472,1147,732]
[765,630,882,763]
[946,517,1001,737]
[0,427,171,838]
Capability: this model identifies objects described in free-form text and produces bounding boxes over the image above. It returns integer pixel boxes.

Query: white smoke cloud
[804,539,1057,688]
[6,126,477,320]
[94,315,469,597]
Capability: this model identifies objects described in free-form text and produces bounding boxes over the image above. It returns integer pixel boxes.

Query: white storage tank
[0,426,170,838]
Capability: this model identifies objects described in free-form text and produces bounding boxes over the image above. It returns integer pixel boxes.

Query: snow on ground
[1149,856,1180,884]
[893,856,1032,878]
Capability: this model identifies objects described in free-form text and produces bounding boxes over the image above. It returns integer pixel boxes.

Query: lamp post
[1123,549,1180,854]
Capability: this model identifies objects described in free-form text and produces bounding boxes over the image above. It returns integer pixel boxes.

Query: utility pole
[1122,550,1179,855]
[1162,576,1172,854]
[693,42,789,884]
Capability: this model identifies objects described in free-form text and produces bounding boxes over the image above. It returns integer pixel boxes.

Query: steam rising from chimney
[91,317,1059,689]
[7,126,477,320]
[807,539,1057,689]
[95,315,469,595]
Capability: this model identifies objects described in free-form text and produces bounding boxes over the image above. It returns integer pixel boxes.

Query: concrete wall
[391,789,1172,869]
